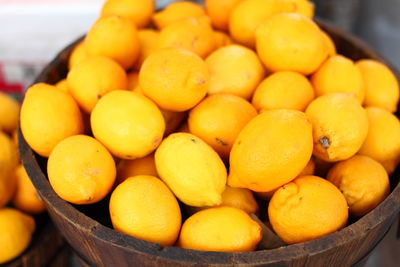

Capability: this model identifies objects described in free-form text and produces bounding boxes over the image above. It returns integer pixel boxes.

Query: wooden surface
[19,19,400,267]
[1,214,68,267]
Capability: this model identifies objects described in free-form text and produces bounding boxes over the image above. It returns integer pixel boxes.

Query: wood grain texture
[19,19,400,267]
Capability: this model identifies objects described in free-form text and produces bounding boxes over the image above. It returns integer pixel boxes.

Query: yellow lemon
[20,83,84,157]
[110,175,181,246]
[229,109,313,192]
[178,206,262,252]
[91,90,165,159]
[47,135,116,205]
[155,133,227,207]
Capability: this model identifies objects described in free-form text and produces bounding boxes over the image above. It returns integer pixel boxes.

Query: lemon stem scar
[319,136,330,149]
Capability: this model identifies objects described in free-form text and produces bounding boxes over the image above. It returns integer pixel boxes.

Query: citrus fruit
[206,44,265,99]
[134,29,159,70]
[358,107,400,173]
[311,55,365,103]
[178,206,262,252]
[100,0,154,28]
[116,153,158,184]
[12,165,46,214]
[188,94,257,158]
[305,93,369,162]
[356,59,399,112]
[0,208,35,264]
[205,0,243,31]
[47,135,116,204]
[68,41,88,69]
[85,15,140,69]
[268,175,348,244]
[252,71,315,111]
[153,1,206,29]
[255,13,328,75]
[155,133,227,207]
[67,56,128,113]
[20,83,84,157]
[139,48,209,112]
[91,90,165,159]
[158,17,215,59]
[0,93,20,133]
[110,175,181,246]
[327,155,390,217]
[229,0,295,48]
[228,109,313,192]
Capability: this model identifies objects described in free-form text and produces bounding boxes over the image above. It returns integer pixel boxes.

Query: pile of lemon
[0,93,46,263]
[20,0,399,252]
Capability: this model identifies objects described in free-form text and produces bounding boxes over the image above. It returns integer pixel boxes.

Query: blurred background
[0,0,399,266]
[1,0,400,94]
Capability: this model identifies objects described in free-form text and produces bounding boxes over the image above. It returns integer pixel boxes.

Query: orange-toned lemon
[327,155,390,217]
[305,94,369,162]
[110,175,181,246]
[229,109,313,192]
[321,30,337,56]
[139,48,209,112]
[67,56,128,113]
[229,0,296,48]
[20,83,84,157]
[356,59,399,112]
[213,31,233,49]
[134,29,159,70]
[311,55,365,103]
[116,153,158,184]
[206,45,265,99]
[158,17,215,59]
[252,71,315,111]
[12,165,46,214]
[188,94,257,158]
[0,208,35,264]
[68,41,88,69]
[153,1,206,29]
[126,72,141,93]
[269,175,348,244]
[47,135,116,204]
[178,206,262,252]
[358,107,400,174]
[205,0,243,31]
[100,0,154,28]
[85,16,140,69]
[256,13,328,75]
[0,93,20,133]
[55,79,69,93]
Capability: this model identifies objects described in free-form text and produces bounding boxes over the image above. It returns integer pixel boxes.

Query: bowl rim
[19,19,400,265]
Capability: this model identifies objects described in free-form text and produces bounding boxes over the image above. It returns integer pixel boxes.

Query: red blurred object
[0,63,24,94]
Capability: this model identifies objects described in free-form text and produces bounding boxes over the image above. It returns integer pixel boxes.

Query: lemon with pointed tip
[155,133,227,207]
[47,135,116,205]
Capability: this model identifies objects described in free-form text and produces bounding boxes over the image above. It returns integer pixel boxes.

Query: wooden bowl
[19,20,400,267]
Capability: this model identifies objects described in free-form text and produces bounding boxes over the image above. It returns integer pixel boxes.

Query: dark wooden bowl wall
[19,20,400,267]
